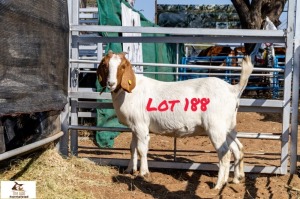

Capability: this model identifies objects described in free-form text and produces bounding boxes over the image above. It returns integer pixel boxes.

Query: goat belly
[149,119,206,137]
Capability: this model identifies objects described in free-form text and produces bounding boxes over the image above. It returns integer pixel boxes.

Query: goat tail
[236,55,254,95]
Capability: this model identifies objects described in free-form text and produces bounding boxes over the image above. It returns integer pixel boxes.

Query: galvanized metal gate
[60,0,300,174]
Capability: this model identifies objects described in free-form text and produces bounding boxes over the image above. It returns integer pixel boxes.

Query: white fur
[106,55,253,189]
[107,54,122,90]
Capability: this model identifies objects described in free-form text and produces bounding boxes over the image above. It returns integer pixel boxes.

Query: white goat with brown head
[97,51,253,189]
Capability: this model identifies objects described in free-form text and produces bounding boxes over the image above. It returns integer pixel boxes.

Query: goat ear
[96,54,111,88]
[121,60,136,93]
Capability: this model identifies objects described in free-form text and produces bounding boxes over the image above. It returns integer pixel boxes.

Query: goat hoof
[143,172,150,178]
[132,171,139,176]
[124,168,136,175]
[213,182,226,190]
[137,172,152,182]
[142,173,152,182]
[124,169,131,174]
[239,173,245,179]
[213,185,222,190]
[232,178,240,184]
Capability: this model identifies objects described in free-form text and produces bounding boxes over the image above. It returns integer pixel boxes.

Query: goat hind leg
[228,137,241,183]
[233,136,244,180]
[227,131,244,183]
[215,146,231,189]
[209,131,231,189]
[229,132,244,179]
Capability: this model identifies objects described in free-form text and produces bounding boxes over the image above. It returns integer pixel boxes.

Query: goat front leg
[137,134,150,177]
[125,134,138,175]
[133,125,150,177]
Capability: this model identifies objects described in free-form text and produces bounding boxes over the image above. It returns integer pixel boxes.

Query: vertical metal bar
[154,0,158,24]
[176,43,179,81]
[97,43,103,61]
[0,121,5,153]
[59,103,70,156]
[96,43,103,71]
[273,57,278,99]
[71,0,80,92]
[69,0,80,156]
[173,43,180,161]
[58,0,73,156]
[174,136,177,162]
[70,100,78,156]
[185,46,188,57]
[290,0,300,174]
[225,56,230,83]
[280,0,296,174]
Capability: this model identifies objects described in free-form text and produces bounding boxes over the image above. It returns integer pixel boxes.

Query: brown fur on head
[116,53,136,93]
[96,50,113,88]
[96,51,136,93]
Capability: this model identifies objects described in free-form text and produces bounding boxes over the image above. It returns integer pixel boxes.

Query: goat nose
[108,81,115,87]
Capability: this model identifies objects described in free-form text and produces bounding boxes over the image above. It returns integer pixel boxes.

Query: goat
[197,46,235,67]
[97,51,253,189]
[198,46,233,57]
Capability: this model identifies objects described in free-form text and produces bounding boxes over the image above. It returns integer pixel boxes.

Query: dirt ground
[76,112,300,199]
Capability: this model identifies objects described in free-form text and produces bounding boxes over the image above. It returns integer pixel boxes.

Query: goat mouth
[109,85,117,92]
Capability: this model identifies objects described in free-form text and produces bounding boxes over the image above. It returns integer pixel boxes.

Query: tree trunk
[231,0,287,54]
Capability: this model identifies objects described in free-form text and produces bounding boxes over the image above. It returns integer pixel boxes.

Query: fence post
[290,0,300,174]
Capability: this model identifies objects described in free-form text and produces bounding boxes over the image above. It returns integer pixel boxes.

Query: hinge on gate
[71,68,80,88]
[283,29,288,43]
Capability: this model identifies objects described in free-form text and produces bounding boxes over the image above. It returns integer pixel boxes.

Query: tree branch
[231,0,250,28]
[261,0,287,26]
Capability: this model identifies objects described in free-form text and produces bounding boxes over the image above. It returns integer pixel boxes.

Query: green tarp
[95,0,183,148]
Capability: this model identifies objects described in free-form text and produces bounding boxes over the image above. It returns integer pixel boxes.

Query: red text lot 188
[146,98,210,112]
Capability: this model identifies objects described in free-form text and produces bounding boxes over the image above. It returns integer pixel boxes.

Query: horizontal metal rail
[79,20,98,24]
[0,131,64,161]
[73,35,285,44]
[79,8,98,12]
[75,101,283,113]
[77,107,283,118]
[78,145,282,156]
[89,158,283,174]
[76,108,283,118]
[69,125,130,132]
[237,133,281,139]
[239,98,285,107]
[75,86,284,93]
[79,70,281,77]
[69,92,285,107]
[79,13,98,18]
[78,112,96,117]
[74,98,285,109]
[70,59,285,72]
[69,125,281,140]
[71,25,285,37]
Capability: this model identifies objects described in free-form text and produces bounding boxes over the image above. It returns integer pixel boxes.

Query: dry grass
[1,144,300,198]
[0,146,117,199]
